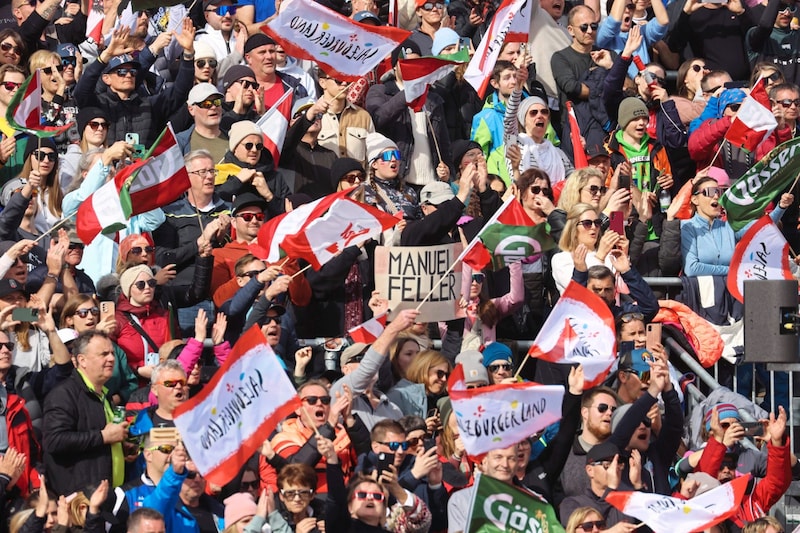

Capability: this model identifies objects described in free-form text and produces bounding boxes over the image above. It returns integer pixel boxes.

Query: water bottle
[659,188,672,213]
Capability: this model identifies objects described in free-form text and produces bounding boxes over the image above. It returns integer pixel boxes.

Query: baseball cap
[340,343,369,368]
[419,181,454,206]
[103,54,141,74]
[0,279,26,299]
[353,10,381,24]
[188,83,223,105]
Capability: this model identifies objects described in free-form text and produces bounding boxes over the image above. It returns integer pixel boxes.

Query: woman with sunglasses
[60,294,137,406]
[363,133,420,223]
[193,42,218,86]
[59,107,113,191]
[116,233,178,287]
[565,507,610,533]
[0,30,24,67]
[457,261,523,348]
[388,350,451,428]
[677,59,710,103]
[28,50,79,155]
[19,138,63,234]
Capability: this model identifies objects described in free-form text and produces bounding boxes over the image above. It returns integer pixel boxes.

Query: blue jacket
[470,93,507,157]
[143,466,224,533]
[386,379,427,419]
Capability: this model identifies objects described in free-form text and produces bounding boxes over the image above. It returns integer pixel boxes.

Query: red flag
[566,101,589,168]
[727,215,793,303]
[725,77,777,152]
[127,123,190,216]
[347,313,387,344]
[461,198,537,270]
[399,51,469,112]
[5,71,72,138]
[256,89,293,166]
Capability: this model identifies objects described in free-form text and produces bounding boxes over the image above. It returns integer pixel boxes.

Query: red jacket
[111,294,171,375]
[7,393,39,496]
[689,117,792,169]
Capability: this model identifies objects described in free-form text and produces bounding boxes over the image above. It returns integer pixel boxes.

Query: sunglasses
[281,488,314,499]
[775,98,800,108]
[379,440,410,451]
[625,2,635,7]
[488,363,512,373]
[619,312,644,323]
[577,520,607,531]
[594,403,617,414]
[243,142,264,152]
[435,369,449,380]
[206,5,237,15]
[302,395,332,405]
[74,307,100,318]
[527,108,550,117]
[578,219,602,229]
[61,57,77,68]
[379,149,401,161]
[727,103,741,112]
[240,480,259,490]
[237,212,266,222]
[346,352,367,365]
[130,245,155,255]
[240,269,265,278]
[354,491,386,502]
[87,120,108,131]
[260,315,281,325]
[133,279,157,291]
[471,273,485,284]
[342,172,365,184]
[323,77,348,85]
[1,81,21,92]
[625,368,651,382]
[766,71,783,82]
[147,444,176,454]
[406,436,424,447]
[195,59,218,69]
[779,3,797,12]
[0,342,14,351]
[68,242,84,250]
[530,185,550,195]
[196,98,222,109]
[237,79,258,89]
[694,186,723,198]
[159,378,187,388]
[585,185,608,196]
[0,42,21,56]
[41,65,64,76]
[590,459,626,469]
[186,471,198,479]
[577,22,599,32]
[421,1,444,9]
[691,64,709,73]
[113,68,138,77]
[32,150,56,162]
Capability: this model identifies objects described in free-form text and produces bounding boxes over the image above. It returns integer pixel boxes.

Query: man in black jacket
[43,330,129,495]
[400,170,471,246]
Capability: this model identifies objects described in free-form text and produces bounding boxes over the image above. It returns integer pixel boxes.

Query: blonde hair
[565,507,604,533]
[557,167,604,211]
[10,509,34,533]
[69,492,90,527]
[558,203,600,252]
[742,516,782,533]
[27,50,60,73]
[405,350,450,391]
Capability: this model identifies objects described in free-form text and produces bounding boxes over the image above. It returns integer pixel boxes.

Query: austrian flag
[725,76,777,153]
[5,70,72,137]
[399,50,469,112]
[727,215,792,303]
[348,313,387,344]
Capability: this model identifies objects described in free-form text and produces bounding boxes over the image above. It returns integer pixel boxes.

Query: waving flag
[461,198,553,271]
[399,50,469,112]
[606,475,749,533]
[720,137,800,232]
[725,77,777,153]
[5,71,72,138]
[727,216,792,303]
[566,102,589,168]
[464,0,529,97]
[256,89,293,166]
[258,199,323,263]
[174,326,301,486]
[466,473,564,533]
[525,280,616,388]
[448,364,564,457]
[348,313,387,344]
[86,7,104,43]
[262,0,410,82]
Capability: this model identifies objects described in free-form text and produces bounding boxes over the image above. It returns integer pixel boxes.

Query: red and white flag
[464,0,529,97]
[281,192,399,269]
[725,77,777,153]
[566,102,589,169]
[399,50,469,112]
[256,89,293,166]
[128,123,190,216]
[174,326,301,486]
[86,7,104,43]
[258,198,323,263]
[5,70,72,138]
[526,281,617,388]
[606,475,749,533]
[460,197,538,271]
[348,313,387,344]
[727,215,792,303]
[262,0,410,82]
[447,364,564,457]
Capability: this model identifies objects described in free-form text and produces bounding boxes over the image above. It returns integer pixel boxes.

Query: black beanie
[451,139,481,169]
[244,34,276,54]
[76,107,111,137]
[330,157,365,191]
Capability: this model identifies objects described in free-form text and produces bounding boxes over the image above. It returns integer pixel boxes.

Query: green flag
[479,222,555,270]
[466,474,565,533]
[720,136,800,232]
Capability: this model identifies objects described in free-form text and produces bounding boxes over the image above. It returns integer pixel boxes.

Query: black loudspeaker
[744,280,800,363]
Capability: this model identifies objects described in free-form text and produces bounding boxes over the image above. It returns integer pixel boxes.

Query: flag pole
[332,83,353,101]
[187,189,206,233]
[705,141,725,170]
[788,170,800,193]
[291,263,312,279]
[33,213,77,245]
[425,112,443,164]
[298,404,324,439]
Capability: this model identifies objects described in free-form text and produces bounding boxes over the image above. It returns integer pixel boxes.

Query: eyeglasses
[530,185,550,195]
[354,491,386,502]
[527,108,550,117]
[0,342,15,351]
[87,120,108,131]
[243,142,264,152]
[691,64,709,73]
[472,273,485,284]
[159,379,187,388]
[195,59,218,69]
[113,68,138,77]
[0,81,21,92]
[323,77,348,85]
[619,312,644,323]
[577,520,607,531]
[32,150,57,162]
[195,98,222,109]
[206,5,237,15]
[189,168,219,178]
[280,488,314,499]
[240,480,259,490]
[240,269,265,279]
[590,459,625,469]
[237,79,258,89]
[434,369,449,380]
[61,57,77,68]
[488,363,512,373]
[577,22,599,32]
[421,1,444,9]
[378,440,410,451]
[237,212,266,222]
[0,43,21,56]
[578,219,602,229]
[342,172,365,184]
[130,245,155,255]
[593,403,617,414]
[68,243,84,250]
[302,395,332,405]
[727,103,741,113]
[41,65,64,75]
[147,444,176,454]
[260,315,281,325]
[694,186,723,198]
[379,150,401,161]
[779,3,797,13]
[584,185,608,196]
[775,98,800,108]
[133,279,157,291]
[74,307,100,318]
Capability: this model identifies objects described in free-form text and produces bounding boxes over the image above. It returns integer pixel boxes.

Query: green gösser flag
[466,474,565,533]
[478,223,555,270]
[720,137,800,232]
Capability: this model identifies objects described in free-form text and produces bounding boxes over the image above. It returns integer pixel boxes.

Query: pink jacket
[457,261,524,345]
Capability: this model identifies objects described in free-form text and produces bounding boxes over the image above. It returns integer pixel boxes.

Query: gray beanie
[366,132,398,163]
[617,97,649,129]
[517,96,548,126]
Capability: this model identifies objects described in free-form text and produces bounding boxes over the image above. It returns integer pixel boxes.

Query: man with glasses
[220,65,261,131]
[176,83,228,162]
[481,342,515,384]
[316,67,375,166]
[147,360,189,427]
[746,0,800,85]
[198,0,239,58]
[409,0,445,55]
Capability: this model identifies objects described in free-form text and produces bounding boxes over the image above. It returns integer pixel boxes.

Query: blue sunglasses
[207,5,237,15]
[379,150,401,161]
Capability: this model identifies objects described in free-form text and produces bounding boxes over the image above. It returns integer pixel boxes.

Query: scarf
[519,134,566,184]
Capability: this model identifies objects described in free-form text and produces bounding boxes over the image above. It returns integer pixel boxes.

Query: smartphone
[12,308,38,322]
[740,421,764,437]
[100,301,115,323]
[458,37,471,51]
[609,210,624,236]
[145,352,159,366]
[426,408,439,419]
[376,452,394,477]
[618,340,635,357]
[723,81,747,89]
[125,133,146,159]
[646,323,662,352]
[617,173,631,190]
[423,437,437,452]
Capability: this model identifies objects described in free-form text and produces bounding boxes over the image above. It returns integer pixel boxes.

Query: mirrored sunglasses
[130,245,155,255]
[133,279,157,290]
[74,307,100,319]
